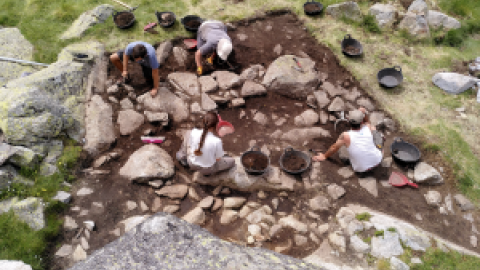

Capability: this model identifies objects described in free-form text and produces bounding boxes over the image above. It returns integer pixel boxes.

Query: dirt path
[51,11,479,270]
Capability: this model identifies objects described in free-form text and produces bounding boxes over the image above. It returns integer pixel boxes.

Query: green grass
[375,230,385,237]
[355,212,372,221]
[412,249,480,270]
[377,258,391,270]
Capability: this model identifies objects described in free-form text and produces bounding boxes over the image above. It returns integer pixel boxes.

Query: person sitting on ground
[109,41,160,97]
[176,112,235,175]
[312,107,383,174]
[195,20,233,76]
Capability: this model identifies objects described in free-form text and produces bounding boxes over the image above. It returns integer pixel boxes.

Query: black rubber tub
[303,1,324,16]
[377,66,403,88]
[181,15,204,32]
[390,137,421,167]
[279,147,311,175]
[241,146,270,175]
[341,34,363,57]
[156,11,176,28]
[113,10,136,29]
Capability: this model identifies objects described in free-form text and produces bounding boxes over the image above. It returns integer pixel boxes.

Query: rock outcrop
[60,5,114,40]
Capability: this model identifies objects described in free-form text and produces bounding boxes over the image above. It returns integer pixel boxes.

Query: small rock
[64,216,78,230]
[53,191,72,204]
[212,198,223,212]
[55,244,73,257]
[271,198,279,210]
[424,191,442,207]
[151,197,162,212]
[126,201,137,211]
[253,112,268,126]
[223,197,247,208]
[309,195,330,211]
[247,235,255,244]
[140,201,149,212]
[110,228,121,237]
[83,221,95,231]
[248,224,262,237]
[76,187,93,196]
[198,196,214,209]
[411,257,422,264]
[358,177,378,197]
[329,231,346,252]
[415,213,422,220]
[231,98,245,107]
[294,234,308,246]
[80,237,89,251]
[327,184,346,200]
[155,185,188,199]
[279,215,308,232]
[273,44,282,55]
[471,235,477,247]
[454,194,475,211]
[337,167,354,178]
[414,162,444,185]
[258,191,267,199]
[148,180,164,189]
[390,257,410,270]
[72,245,87,262]
[163,205,180,213]
[220,210,238,224]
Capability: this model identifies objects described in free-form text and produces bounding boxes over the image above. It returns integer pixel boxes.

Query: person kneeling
[176,112,235,175]
[313,107,383,174]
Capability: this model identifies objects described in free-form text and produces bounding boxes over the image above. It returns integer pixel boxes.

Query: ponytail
[194,112,219,156]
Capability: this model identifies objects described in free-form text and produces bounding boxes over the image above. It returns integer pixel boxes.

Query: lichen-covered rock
[119,144,175,182]
[68,212,326,270]
[432,72,477,94]
[369,4,398,28]
[193,157,296,192]
[8,146,40,168]
[399,13,430,38]
[167,72,200,96]
[0,143,17,166]
[0,197,45,231]
[0,28,36,85]
[326,1,363,22]
[0,165,33,190]
[407,0,428,16]
[60,5,114,40]
[262,55,318,98]
[156,40,173,65]
[84,95,116,156]
[137,87,189,123]
[428,10,461,30]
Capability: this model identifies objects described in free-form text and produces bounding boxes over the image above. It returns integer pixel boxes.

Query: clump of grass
[361,15,381,34]
[375,230,385,237]
[387,227,397,233]
[377,258,391,270]
[413,248,480,270]
[363,236,372,243]
[442,19,480,47]
[356,212,372,221]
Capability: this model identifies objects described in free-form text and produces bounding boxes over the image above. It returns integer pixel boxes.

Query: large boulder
[167,72,200,96]
[0,260,32,270]
[399,13,430,38]
[84,95,116,157]
[432,72,477,94]
[0,28,36,85]
[262,55,318,98]
[428,11,461,30]
[326,1,363,22]
[193,157,296,192]
[117,110,145,135]
[0,197,45,230]
[67,212,325,270]
[241,81,267,97]
[369,4,398,28]
[60,5,114,40]
[156,40,173,65]
[119,144,175,182]
[212,71,242,90]
[407,0,428,16]
[137,87,189,123]
[294,110,319,126]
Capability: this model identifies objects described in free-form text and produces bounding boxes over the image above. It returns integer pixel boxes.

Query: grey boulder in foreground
[68,212,326,270]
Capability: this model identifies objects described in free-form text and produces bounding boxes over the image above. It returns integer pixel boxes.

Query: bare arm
[313,133,348,161]
[122,53,129,77]
[152,68,159,90]
[195,50,203,68]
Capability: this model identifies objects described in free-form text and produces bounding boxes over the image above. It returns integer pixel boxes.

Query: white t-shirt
[188,128,224,168]
[347,125,382,172]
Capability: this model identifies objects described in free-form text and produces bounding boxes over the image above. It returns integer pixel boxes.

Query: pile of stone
[325,0,461,38]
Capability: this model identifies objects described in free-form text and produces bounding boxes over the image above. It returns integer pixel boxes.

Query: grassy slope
[1,0,480,268]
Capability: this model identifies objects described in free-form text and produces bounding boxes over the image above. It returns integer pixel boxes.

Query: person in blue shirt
[110,41,160,97]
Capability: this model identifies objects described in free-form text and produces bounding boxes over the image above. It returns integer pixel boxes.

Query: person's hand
[358,107,367,114]
[197,66,203,76]
[150,88,157,97]
[122,70,128,78]
[312,153,327,162]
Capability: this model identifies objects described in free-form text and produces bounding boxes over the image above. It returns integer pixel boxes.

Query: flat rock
[53,191,72,204]
[294,109,319,126]
[84,95,116,156]
[253,112,268,125]
[424,191,442,207]
[369,4,398,28]
[144,111,168,123]
[172,47,188,67]
[137,87,189,123]
[327,184,346,200]
[358,177,378,197]
[399,12,430,38]
[119,144,175,182]
[55,244,73,257]
[414,162,444,185]
[120,98,134,110]
[156,40,173,65]
[193,157,296,192]
[198,196,214,209]
[279,215,308,233]
[294,234,308,246]
[231,98,245,107]
[198,76,218,93]
[313,91,330,109]
[262,55,318,98]
[182,207,205,225]
[223,197,247,208]
[337,167,354,178]
[212,71,242,90]
[390,257,409,270]
[212,198,223,212]
[371,231,404,258]
[350,235,371,253]
[241,81,267,97]
[168,72,200,96]
[309,195,330,211]
[64,216,78,230]
[328,231,346,252]
[326,1,363,22]
[428,10,461,30]
[240,65,265,82]
[200,93,217,111]
[117,110,144,135]
[343,87,361,102]
[163,205,180,213]
[454,194,475,211]
[327,97,345,112]
[432,73,477,94]
[72,245,87,262]
[77,187,93,196]
[322,82,344,97]
[155,185,188,199]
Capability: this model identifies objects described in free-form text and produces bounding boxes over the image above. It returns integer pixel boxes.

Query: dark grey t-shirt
[197,21,231,56]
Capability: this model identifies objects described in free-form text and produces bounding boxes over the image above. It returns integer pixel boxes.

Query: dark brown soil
[185,20,201,29]
[304,3,322,13]
[241,152,269,171]
[51,10,478,270]
[114,12,134,27]
[343,45,361,55]
[282,154,307,172]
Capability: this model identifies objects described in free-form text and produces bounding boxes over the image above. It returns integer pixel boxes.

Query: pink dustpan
[216,114,234,137]
[389,171,418,188]
[141,136,165,144]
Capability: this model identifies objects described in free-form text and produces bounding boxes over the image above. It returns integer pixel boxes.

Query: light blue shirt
[125,41,159,69]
